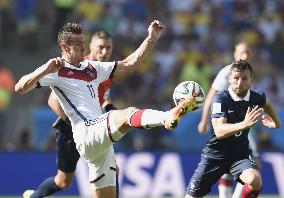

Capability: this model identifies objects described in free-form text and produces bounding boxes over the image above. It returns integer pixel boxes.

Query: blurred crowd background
[0,0,284,152]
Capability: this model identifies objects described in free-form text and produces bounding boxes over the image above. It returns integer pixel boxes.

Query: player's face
[228,68,252,98]
[90,38,113,61]
[65,34,86,63]
[234,43,251,61]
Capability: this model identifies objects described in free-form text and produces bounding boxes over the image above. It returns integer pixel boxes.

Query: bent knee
[56,180,72,189]
[125,107,138,115]
[54,176,73,189]
[245,171,262,190]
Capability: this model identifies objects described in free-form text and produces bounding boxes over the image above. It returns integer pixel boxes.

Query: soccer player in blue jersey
[186,60,281,198]
[198,42,261,198]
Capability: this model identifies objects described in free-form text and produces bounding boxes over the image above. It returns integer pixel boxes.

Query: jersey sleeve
[212,65,231,91]
[256,91,266,107]
[94,61,117,83]
[38,71,59,87]
[211,93,229,118]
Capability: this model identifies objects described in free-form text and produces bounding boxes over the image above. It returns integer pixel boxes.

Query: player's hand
[261,114,277,128]
[242,106,263,129]
[148,20,166,41]
[45,57,65,74]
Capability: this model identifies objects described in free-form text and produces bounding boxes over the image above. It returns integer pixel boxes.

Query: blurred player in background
[0,63,15,134]
[23,30,119,198]
[16,21,197,198]
[186,60,281,198]
[198,42,261,198]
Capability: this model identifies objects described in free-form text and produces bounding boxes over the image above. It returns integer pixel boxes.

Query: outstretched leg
[109,95,196,138]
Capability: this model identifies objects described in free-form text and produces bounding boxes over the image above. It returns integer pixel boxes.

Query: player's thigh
[230,152,259,184]
[110,107,138,133]
[93,186,116,198]
[186,157,229,197]
[74,113,119,163]
[56,127,80,173]
[88,147,117,185]
[90,157,117,197]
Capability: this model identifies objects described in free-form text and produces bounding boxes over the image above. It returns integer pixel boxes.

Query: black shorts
[55,118,80,173]
[186,151,258,197]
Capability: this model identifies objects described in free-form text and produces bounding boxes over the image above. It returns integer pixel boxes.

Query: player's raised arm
[116,20,165,72]
[198,87,217,134]
[15,57,64,94]
[262,98,281,128]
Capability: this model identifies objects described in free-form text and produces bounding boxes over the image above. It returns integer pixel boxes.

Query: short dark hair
[58,23,83,45]
[91,30,112,41]
[230,59,253,76]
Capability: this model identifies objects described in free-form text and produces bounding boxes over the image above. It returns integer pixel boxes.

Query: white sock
[219,185,233,198]
[128,109,170,128]
[232,182,244,198]
[219,174,233,198]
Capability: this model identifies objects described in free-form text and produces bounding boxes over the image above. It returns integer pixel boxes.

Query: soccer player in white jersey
[15,21,197,198]
[23,31,121,198]
[198,42,261,198]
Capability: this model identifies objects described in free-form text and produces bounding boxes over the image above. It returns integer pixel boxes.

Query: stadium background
[0,0,284,197]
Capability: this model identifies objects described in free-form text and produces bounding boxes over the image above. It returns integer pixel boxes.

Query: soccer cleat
[165,96,197,130]
[23,190,35,198]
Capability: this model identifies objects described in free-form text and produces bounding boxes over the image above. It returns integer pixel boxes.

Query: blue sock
[116,174,119,198]
[31,177,61,198]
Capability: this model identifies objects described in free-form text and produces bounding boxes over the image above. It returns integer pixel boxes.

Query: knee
[125,107,138,115]
[54,176,73,189]
[246,172,262,190]
[56,180,72,189]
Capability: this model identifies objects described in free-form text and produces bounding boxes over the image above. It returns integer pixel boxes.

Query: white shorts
[73,111,122,188]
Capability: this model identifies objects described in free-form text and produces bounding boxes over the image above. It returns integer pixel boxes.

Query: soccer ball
[173,81,205,111]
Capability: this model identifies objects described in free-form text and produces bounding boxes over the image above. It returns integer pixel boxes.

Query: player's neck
[88,53,97,61]
[62,56,81,68]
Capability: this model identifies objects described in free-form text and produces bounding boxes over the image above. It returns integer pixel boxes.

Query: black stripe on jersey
[54,86,88,122]
[109,61,117,79]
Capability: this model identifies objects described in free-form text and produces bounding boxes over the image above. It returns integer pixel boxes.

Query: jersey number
[235,131,242,137]
[87,85,96,98]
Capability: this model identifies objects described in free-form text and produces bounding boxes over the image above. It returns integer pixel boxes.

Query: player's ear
[59,42,69,52]
[227,73,230,81]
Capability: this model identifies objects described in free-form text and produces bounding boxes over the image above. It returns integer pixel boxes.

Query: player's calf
[128,108,169,129]
[126,97,196,131]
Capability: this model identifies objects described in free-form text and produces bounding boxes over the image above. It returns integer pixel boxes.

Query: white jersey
[39,60,116,126]
[211,64,232,91]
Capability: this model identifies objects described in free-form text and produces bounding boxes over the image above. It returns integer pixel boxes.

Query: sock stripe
[219,178,233,187]
[129,110,145,128]
[242,184,261,198]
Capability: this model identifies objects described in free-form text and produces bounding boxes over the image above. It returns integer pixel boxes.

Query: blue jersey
[202,88,266,159]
